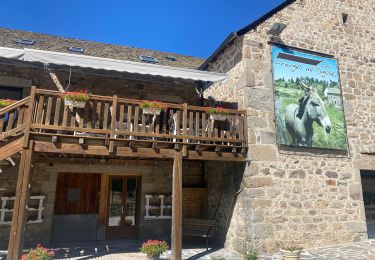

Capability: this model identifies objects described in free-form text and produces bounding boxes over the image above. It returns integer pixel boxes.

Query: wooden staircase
[0,97,29,171]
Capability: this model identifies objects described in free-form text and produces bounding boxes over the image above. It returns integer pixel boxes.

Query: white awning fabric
[0,47,227,83]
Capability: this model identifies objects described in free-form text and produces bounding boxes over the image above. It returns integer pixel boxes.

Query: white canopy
[0,47,227,82]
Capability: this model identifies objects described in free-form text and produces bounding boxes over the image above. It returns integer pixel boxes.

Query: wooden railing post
[182,103,188,156]
[23,86,37,148]
[109,95,118,153]
[7,140,34,260]
[171,151,183,260]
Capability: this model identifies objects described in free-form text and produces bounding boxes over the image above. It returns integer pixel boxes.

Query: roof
[0,27,204,69]
[200,0,296,69]
[0,47,227,82]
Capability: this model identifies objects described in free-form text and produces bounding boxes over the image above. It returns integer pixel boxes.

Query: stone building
[1,0,375,258]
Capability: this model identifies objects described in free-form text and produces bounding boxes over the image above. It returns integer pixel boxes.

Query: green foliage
[244,249,258,260]
[0,99,16,108]
[139,240,169,257]
[62,90,89,102]
[22,244,55,260]
[207,106,229,115]
[140,100,168,111]
[210,256,226,260]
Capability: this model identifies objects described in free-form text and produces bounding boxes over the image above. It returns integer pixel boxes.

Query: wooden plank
[134,106,139,133]
[97,174,108,240]
[162,110,167,134]
[96,101,102,129]
[6,111,15,132]
[126,105,132,131]
[54,98,61,126]
[23,86,37,148]
[7,140,34,260]
[35,95,45,124]
[62,106,69,127]
[0,117,4,135]
[70,107,76,127]
[176,111,181,136]
[109,96,118,153]
[195,112,200,136]
[103,102,109,130]
[119,105,125,131]
[141,113,146,133]
[189,111,194,136]
[45,96,53,125]
[202,113,206,137]
[172,151,183,260]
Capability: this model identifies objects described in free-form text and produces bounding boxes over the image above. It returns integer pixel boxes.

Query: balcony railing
[1,88,248,155]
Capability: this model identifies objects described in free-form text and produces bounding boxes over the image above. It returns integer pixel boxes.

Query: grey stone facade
[204,0,374,254]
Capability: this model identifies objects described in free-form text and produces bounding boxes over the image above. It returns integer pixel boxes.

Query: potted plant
[207,106,229,121]
[0,99,16,109]
[140,100,168,115]
[62,90,89,108]
[21,244,55,260]
[280,242,303,260]
[140,240,169,260]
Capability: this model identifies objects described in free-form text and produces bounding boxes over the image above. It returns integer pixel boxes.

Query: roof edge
[200,0,296,70]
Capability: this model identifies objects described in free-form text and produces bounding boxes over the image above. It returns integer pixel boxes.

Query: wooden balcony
[1,87,248,161]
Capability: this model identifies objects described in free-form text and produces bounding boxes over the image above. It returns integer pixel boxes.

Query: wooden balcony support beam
[171,151,182,260]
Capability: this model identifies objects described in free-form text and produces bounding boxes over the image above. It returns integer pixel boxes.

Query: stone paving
[3,240,375,259]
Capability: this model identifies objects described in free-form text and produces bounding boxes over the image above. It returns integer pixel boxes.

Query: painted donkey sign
[272,45,347,150]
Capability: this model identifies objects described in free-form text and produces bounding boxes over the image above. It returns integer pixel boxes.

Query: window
[15,39,35,45]
[342,13,349,24]
[68,46,85,53]
[139,55,158,64]
[0,86,23,100]
[166,55,177,61]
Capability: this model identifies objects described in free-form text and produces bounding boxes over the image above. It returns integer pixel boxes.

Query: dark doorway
[52,173,101,243]
[360,170,375,238]
[0,86,23,100]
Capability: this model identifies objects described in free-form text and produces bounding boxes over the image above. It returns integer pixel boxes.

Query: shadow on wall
[205,161,246,247]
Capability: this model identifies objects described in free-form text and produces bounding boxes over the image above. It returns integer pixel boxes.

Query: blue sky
[272,46,339,83]
[0,0,284,58]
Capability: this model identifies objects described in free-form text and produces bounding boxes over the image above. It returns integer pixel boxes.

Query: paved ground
[3,239,375,259]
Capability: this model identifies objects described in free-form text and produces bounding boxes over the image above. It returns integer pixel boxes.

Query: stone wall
[204,0,374,254]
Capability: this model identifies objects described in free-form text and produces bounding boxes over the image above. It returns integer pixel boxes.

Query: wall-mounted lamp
[267,22,288,36]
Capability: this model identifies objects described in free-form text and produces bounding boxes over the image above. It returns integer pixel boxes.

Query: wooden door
[106,176,141,239]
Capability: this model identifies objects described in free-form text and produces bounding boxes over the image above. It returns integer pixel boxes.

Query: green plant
[0,99,16,108]
[280,242,303,252]
[139,240,169,257]
[244,249,258,260]
[140,100,168,111]
[206,106,229,115]
[210,256,226,260]
[21,244,55,260]
[62,90,89,102]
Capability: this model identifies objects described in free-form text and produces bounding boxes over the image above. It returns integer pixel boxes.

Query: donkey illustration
[285,81,331,146]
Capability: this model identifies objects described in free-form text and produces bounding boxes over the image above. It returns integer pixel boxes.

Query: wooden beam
[97,174,108,240]
[23,86,36,148]
[172,151,182,260]
[7,140,34,260]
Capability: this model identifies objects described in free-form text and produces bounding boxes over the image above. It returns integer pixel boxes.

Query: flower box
[64,99,86,108]
[280,249,301,260]
[62,90,89,108]
[140,100,168,116]
[142,107,161,115]
[209,114,227,121]
[207,106,229,121]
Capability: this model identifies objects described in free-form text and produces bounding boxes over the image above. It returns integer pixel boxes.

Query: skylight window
[68,46,85,53]
[139,55,158,64]
[15,39,35,45]
[166,56,177,61]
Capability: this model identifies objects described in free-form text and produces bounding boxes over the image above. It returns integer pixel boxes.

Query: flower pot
[209,114,227,121]
[280,249,301,260]
[143,108,161,115]
[64,99,86,108]
[147,254,161,260]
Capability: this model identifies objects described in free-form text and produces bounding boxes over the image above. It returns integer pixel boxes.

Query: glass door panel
[125,178,138,226]
[108,178,123,227]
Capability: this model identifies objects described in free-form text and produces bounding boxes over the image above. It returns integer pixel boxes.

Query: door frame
[97,174,142,240]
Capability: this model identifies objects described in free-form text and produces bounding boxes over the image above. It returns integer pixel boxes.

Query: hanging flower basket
[207,106,229,121]
[0,99,16,109]
[140,100,168,116]
[62,90,89,108]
